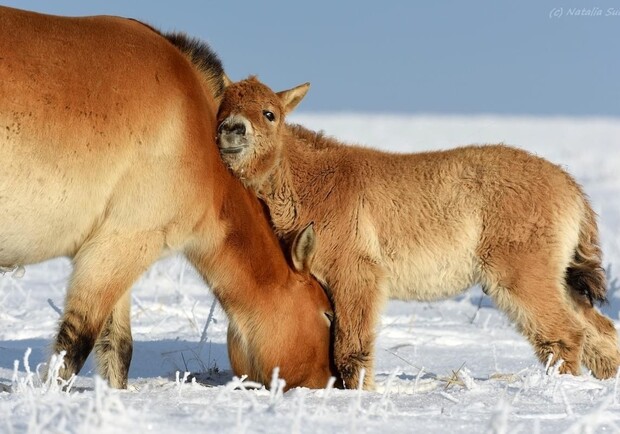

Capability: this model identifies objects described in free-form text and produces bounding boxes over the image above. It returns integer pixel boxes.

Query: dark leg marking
[54,309,97,380]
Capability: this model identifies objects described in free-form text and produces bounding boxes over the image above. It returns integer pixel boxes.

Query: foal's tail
[566,203,607,305]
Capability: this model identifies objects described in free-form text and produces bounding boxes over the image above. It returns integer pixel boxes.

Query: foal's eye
[324,312,334,323]
[263,110,276,122]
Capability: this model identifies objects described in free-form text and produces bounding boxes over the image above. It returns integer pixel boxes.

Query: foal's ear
[277,82,310,115]
[222,73,233,88]
[291,222,317,272]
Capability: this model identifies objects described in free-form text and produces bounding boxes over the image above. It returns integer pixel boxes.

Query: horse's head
[227,222,340,389]
[276,223,339,389]
[216,76,309,188]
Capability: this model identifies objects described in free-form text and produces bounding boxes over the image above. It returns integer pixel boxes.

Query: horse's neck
[257,133,337,237]
[187,178,289,317]
[255,148,303,237]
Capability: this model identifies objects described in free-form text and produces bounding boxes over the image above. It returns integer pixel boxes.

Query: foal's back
[346,143,584,293]
[283,133,587,300]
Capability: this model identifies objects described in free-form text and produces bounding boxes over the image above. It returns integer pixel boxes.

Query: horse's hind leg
[94,290,133,388]
[485,262,585,375]
[52,230,162,386]
[570,294,620,379]
[565,245,620,378]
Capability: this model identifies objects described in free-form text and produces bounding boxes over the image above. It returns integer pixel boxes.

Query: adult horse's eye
[324,312,334,323]
[263,110,276,122]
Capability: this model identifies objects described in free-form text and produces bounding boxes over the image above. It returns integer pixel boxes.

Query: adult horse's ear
[277,82,310,115]
[291,222,317,272]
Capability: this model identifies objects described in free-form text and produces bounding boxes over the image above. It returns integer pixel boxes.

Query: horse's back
[0,6,198,149]
[0,6,216,265]
[324,144,588,300]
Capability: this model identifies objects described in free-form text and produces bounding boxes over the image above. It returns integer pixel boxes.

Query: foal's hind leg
[570,294,620,379]
[486,268,585,375]
[94,290,133,388]
[52,230,162,386]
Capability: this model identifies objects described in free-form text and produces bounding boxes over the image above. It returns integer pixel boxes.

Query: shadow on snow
[0,338,232,386]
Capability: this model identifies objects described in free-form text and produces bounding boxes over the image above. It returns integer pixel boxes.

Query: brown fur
[217,76,619,389]
[0,7,338,390]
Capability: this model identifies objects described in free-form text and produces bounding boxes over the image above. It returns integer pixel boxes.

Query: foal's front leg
[330,258,386,390]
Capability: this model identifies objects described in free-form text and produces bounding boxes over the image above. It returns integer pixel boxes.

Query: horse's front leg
[94,290,133,388]
[51,229,163,387]
[329,257,386,390]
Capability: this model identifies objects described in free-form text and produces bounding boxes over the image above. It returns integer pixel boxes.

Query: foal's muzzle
[217,115,251,155]
[218,121,246,136]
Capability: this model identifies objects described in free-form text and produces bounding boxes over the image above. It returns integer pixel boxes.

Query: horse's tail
[566,202,607,305]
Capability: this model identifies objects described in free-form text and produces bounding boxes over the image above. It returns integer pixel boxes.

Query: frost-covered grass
[1,115,620,433]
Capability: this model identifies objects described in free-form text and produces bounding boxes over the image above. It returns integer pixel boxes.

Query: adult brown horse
[0,6,337,390]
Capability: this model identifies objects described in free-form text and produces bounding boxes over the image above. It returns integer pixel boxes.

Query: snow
[2,114,620,433]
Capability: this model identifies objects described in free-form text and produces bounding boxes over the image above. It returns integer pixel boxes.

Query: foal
[0,7,336,390]
[217,76,620,389]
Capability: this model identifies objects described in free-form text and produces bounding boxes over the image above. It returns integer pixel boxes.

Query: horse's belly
[0,159,112,265]
[0,196,105,266]
[383,227,481,301]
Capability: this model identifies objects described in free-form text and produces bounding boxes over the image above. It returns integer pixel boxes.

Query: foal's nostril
[218,122,246,136]
[230,123,246,136]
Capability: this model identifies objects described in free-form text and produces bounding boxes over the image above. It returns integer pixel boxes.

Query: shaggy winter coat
[216,76,619,389]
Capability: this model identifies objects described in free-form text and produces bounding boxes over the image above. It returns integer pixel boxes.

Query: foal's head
[216,76,309,187]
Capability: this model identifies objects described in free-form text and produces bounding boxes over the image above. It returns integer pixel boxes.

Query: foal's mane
[288,124,342,150]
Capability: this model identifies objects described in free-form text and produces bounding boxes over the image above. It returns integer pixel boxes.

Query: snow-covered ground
[2,115,620,433]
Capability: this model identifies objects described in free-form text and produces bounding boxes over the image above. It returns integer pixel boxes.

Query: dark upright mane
[128,19,225,99]
[163,32,226,98]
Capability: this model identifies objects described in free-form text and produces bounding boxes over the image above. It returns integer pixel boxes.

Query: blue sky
[3,1,619,116]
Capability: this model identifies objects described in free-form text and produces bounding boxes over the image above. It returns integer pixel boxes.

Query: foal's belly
[382,225,482,301]
[385,252,479,301]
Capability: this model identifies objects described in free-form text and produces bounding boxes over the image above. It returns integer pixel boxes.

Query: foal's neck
[256,127,339,239]
[256,146,304,238]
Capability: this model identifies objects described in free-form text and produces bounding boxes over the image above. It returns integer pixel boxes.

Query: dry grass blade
[442,362,467,390]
